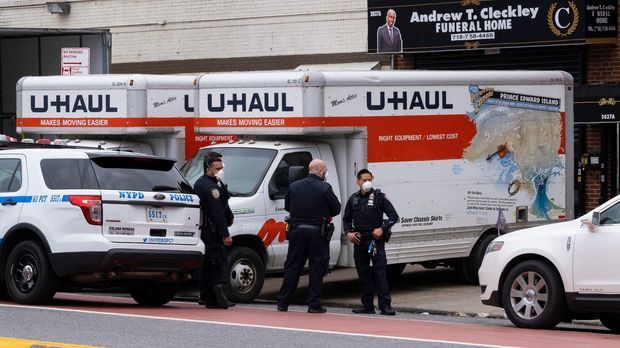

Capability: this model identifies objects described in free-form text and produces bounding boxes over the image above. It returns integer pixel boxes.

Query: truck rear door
[89,155,201,246]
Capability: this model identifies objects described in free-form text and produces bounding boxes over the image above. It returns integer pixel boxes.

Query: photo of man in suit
[377,9,402,53]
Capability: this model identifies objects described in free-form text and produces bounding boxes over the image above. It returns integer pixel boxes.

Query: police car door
[264,149,315,269]
[0,155,26,242]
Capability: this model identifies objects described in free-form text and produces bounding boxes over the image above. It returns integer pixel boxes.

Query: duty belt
[295,224,321,230]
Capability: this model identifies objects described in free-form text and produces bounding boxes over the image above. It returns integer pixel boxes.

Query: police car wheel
[5,240,58,304]
[130,284,177,306]
[228,247,264,303]
[0,281,9,300]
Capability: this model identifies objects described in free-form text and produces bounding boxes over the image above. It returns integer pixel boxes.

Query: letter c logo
[554,7,570,29]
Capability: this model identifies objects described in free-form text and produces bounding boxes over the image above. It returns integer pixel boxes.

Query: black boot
[213,284,235,308]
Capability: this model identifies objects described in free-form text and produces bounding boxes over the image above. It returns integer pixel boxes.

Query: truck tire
[458,233,496,284]
[386,263,406,283]
[501,260,565,329]
[5,241,58,304]
[130,284,177,306]
[228,247,265,303]
[600,314,620,334]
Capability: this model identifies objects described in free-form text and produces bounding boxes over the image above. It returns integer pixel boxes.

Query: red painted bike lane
[3,293,617,347]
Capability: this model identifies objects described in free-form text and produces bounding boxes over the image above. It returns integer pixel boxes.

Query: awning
[574,84,620,124]
[295,61,380,71]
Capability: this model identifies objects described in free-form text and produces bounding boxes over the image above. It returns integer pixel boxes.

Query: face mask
[323,170,329,181]
[362,181,373,192]
[215,169,225,180]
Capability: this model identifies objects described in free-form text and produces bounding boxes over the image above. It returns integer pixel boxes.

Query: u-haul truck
[16,74,234,164]
[181,70,574,302]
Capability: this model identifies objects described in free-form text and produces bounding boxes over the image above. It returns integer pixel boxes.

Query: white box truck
[180,70,574,302]
[15,71,574,303]
[16,74,235,164]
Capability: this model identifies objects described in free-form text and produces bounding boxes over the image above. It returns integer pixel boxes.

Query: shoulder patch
[211,188,220,199]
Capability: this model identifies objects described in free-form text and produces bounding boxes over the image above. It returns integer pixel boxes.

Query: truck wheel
[130,284,177,306]
[600,314,620,333]
[501,260,565,329]
[386,263,406,282]
[5,241,58,304]
[458,233,496,284]
[228,247,264,303]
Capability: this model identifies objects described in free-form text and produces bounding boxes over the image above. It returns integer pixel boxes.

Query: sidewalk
[255,264,507,319]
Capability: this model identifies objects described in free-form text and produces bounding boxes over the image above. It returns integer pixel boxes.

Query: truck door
[0,156,26,240]
[264,149,315,269]
[573,201,620,294]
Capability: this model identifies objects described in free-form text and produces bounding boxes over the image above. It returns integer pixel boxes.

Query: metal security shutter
[413,46,584,84]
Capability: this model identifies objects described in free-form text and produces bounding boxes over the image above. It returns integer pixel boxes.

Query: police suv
[0,137,203,305]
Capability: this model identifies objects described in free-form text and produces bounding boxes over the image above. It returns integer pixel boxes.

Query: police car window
[41,159,98,189]
[600,203,620,225]
[89,156,192,193]
[0,159,21,193]
[269,152,312,199]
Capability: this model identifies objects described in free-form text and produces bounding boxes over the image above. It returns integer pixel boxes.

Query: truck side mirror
[288,166,306,184]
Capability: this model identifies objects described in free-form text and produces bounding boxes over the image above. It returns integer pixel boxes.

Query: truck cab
[182,140,342,302]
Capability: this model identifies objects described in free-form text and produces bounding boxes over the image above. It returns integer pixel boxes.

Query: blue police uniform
[276,174,341,312]
[343,188,399,313]
[194,174,231,307]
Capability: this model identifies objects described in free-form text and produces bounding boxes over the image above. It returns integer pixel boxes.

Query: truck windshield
[182,147,277,197]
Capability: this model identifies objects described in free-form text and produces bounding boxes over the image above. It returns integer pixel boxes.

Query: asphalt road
[0,293,616,348]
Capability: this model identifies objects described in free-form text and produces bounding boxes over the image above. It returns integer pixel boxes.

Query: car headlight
[485,241,504,254]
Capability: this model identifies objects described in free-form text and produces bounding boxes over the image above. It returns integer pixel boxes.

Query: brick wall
[586,9,620,83]
[0,0,369,66]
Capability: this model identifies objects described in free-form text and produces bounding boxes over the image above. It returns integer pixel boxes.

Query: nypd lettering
[30,94,118,113]
[119,191,145,199]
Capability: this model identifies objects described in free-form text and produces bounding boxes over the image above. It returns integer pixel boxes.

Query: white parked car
[479,195,620,333]
[0,145,203,305]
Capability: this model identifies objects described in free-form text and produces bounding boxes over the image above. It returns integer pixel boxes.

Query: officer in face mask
[207,151,234,227]
[343,169,399,315]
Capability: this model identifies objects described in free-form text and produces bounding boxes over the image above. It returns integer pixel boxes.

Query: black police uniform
[343,188,399,313]
[276,174,341,311]
[217,177,234,226]
[194,174,232,306]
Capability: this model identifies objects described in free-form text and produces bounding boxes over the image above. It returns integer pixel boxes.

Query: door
[0,155,27,240]
[263,149,316,269]
[573,201,620,293]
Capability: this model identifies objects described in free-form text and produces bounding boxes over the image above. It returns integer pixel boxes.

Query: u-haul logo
[366,91,454,111]
[30,94,119,113]
[206,92,294,113]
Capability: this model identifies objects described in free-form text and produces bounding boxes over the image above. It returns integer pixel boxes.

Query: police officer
[343,169,399,316]
[276,159,341,313]
[194,155,235,309]
[207,151,234,227]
